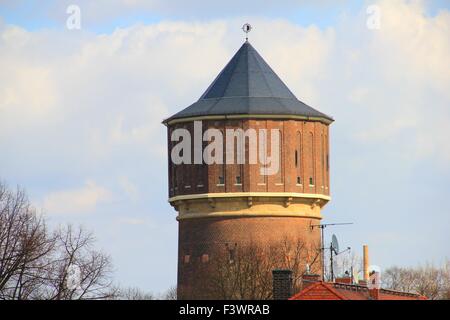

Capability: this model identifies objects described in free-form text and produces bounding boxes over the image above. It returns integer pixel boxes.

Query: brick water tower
[163,35,333,299]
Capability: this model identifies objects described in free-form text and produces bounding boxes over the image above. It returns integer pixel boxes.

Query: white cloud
[310,0,450,168]
[118,176,139,202]
[42,180,112,215]
[0,0,449,292]
[0,0,449,199]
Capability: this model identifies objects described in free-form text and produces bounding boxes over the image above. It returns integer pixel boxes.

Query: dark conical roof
[164,41,333,124]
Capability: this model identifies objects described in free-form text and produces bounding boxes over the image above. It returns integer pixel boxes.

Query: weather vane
[242,23,252,41]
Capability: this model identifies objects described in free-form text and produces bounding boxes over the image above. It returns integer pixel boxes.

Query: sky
[0,0,449,293]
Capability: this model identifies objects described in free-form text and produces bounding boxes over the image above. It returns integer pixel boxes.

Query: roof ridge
[250,43,275,98]
[379,288,423,297]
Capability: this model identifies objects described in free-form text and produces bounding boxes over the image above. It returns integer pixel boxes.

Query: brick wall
[177,216,322,299]
[168,119,330,198]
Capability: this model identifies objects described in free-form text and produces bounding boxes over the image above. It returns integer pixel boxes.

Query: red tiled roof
[290,282,347,300]
[289,282,427,300]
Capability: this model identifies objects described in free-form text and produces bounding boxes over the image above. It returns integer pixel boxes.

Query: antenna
[329,234,351,282]
[331,234,339,255]
[329,234,339,282]
[242,23,252,41]
[310,222,353,281]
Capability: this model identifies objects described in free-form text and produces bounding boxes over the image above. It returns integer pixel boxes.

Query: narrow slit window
[229,249,235,264]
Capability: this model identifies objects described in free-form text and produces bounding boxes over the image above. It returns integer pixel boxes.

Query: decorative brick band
[176,211,324,221]
[168,192,331,203]
[163,114,333,126]
[170,192,330,221]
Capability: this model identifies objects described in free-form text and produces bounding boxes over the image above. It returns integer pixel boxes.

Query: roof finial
[242,23,252,42]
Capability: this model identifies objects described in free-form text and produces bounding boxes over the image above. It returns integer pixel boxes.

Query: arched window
[309,132,314,186]
[217,128,225,186]
[322,133,325,189]
[258,125,267,185]
[296,131,302,185]
[276,131,283,184]
[295,150,298,167]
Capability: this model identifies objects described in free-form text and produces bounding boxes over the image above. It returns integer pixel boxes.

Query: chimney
[363,245,369,282]
[335,276,352,284]
[369,288,380,300]
[302,273,321,288]
[358,280,368,286]
[368,271,381,300]
[272,269,293,300]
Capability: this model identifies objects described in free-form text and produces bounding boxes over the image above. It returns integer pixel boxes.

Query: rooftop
[164,41,333,125]
[290,281,427,300]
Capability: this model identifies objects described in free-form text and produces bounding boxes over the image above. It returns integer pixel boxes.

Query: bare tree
[324,250,362,282]
[0,181,115,300]
[196,237,321,300]
[39,225,116,300]
[162,286,177,300]
[383,261,450,300]
[116,286,155,300]
[0,183,55,299]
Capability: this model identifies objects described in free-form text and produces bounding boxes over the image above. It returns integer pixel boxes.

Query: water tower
[163,31,333,299]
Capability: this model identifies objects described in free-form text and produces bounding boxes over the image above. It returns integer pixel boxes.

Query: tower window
[295,150,298,167]
[218,176,224,185]
[228,249,235,264]
[297,176,301,185]
[201,254,209,263]
[184,255,190,264]
[235,176,242,185]
[309,177,314,186]
[226,243,237,264]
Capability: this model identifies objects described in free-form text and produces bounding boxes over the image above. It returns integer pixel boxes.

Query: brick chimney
[335,276,352,284]
[272,270,293,300]
[369,288,380,300]
[302,273,321,289]
[358,280,368,286]
[363,245,369,282]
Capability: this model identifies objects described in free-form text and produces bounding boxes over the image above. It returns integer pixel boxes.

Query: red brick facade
[168,119,330,197]
[167,118,331,299]
[177,216,322,299]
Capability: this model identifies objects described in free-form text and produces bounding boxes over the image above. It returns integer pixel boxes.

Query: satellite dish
[331,234,339,254]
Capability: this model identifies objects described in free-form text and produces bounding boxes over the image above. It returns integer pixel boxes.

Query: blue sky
[0,0,449,294]
[1,0,448,33]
